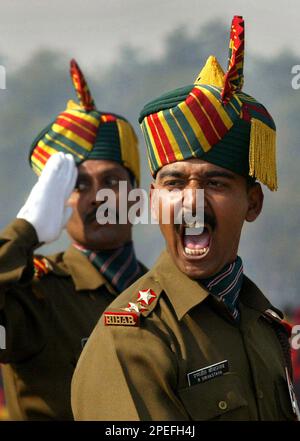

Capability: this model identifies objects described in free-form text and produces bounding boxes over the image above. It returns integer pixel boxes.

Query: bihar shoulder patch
[104,289,158,327]
[104,311,139,327]
[33,257,52,280]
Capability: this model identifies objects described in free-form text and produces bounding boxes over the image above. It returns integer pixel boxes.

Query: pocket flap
[178,372,248,420]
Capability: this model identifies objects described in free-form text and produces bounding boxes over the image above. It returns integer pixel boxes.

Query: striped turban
[139,16,277,191]
[29,59,140,185]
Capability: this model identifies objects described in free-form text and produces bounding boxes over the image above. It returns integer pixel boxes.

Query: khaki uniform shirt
[72,250,295,421]
[0,219,144,420]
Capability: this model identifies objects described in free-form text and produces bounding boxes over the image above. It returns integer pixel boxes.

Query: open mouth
[181,223,211,258]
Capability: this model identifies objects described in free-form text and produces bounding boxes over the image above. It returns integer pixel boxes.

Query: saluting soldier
[0,60,146,420]
[71,17,299,421]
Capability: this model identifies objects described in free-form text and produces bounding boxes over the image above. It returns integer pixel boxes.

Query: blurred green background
[0,8,299,309]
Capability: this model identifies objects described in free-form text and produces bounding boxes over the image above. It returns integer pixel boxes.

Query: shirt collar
[151,250,210,321]
[62,245,117,294]
[150,249,279,323]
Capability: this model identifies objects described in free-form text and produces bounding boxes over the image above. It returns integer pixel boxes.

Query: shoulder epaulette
[263,308,292,338]
[33,256,52,280]
[104,281,163,327]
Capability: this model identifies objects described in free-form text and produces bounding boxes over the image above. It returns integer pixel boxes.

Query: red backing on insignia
[104,311,139,327]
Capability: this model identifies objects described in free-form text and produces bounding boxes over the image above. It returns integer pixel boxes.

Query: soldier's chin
[86,224,130,250]
[181,262,211,279]
[88,218,114,228]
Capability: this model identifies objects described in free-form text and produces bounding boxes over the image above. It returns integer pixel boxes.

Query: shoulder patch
[33,257,52,280]
[104,287,162,327]
[104,311,140,327]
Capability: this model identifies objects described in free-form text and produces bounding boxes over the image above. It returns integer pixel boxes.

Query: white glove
[17,152,78,243]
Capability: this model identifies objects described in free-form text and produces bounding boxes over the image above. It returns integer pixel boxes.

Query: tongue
[183,229,210,250]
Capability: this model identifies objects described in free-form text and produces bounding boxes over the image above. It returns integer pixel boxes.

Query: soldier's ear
[245,183,264,222]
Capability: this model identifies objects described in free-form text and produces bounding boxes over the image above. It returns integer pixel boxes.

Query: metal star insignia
[137,289,156,305]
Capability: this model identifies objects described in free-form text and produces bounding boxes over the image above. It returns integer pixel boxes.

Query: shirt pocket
[178,372,249,420]
[275,375,298,421]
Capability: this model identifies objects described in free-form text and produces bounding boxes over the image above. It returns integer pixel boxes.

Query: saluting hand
[17,153,78,243]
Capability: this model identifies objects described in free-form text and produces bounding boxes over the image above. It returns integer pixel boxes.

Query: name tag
[187,360,229,386]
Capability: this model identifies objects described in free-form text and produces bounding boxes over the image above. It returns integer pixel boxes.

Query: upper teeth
[184,221,204,229]
[184,247,208,256]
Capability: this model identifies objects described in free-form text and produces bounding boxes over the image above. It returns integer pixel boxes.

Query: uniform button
[257,390,264,399]
[218,400,228,410]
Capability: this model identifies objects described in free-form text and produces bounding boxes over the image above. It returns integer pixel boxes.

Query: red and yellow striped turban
[30,60,140,185]
[139,16,277,191]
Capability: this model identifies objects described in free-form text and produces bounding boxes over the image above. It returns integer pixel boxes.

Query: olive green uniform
[0,219,144,420]
[72,250,295,421]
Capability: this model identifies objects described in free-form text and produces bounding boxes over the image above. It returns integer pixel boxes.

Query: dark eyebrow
[77,171,89,179]
[202,170,236,180]
[100,168,125,176]
[157,169,236,180]
[157,170,186,180]
[77,168,125,179]
[76,171,92,181]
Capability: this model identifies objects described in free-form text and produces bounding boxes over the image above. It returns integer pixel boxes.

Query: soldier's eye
[163,180,185,190]
[75,181,89,192]
[206,180,224,188]
[105,177,120,187]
